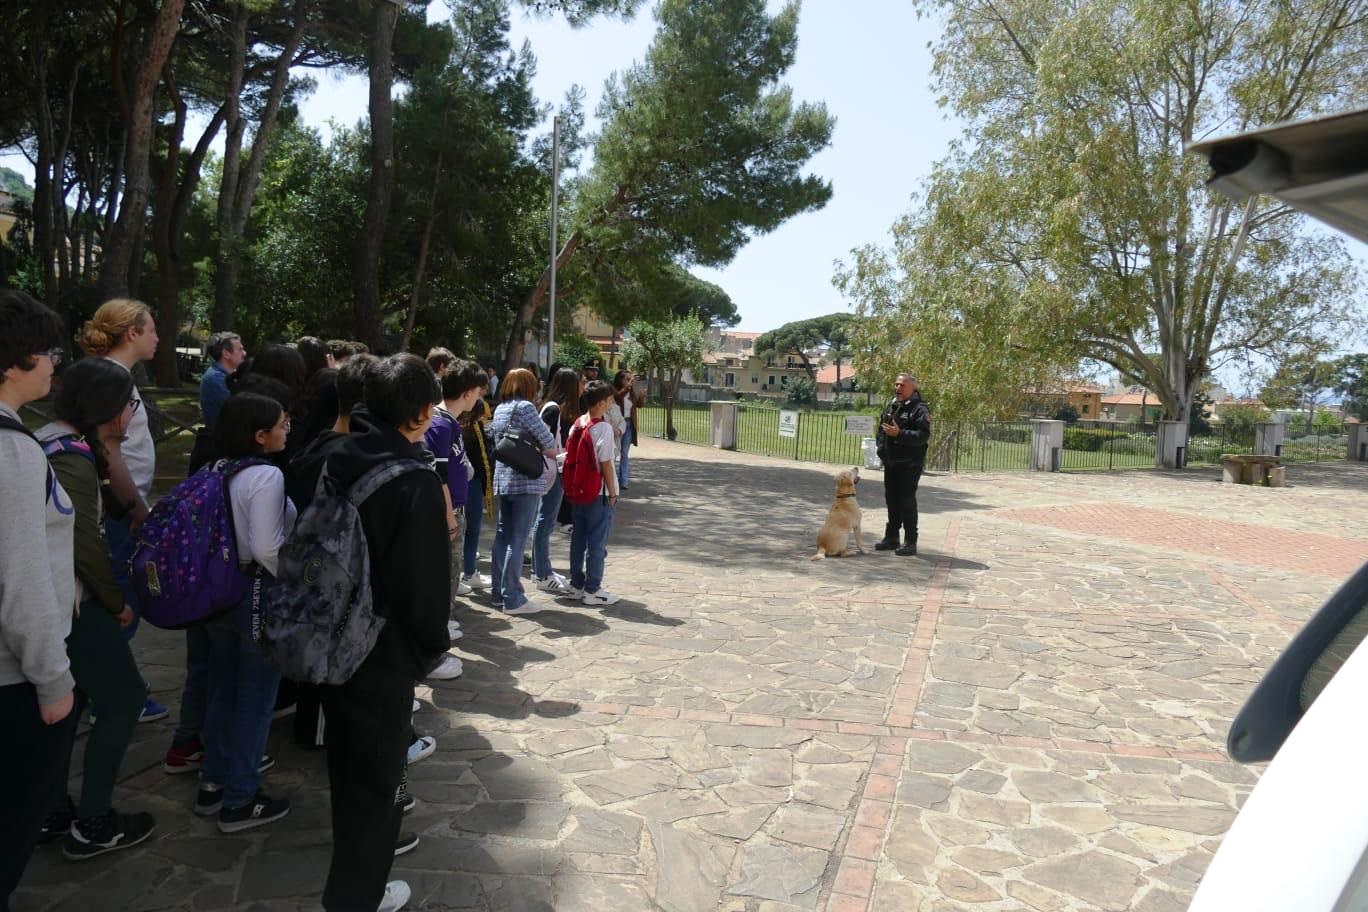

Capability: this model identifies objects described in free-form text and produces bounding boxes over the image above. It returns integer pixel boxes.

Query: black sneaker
[62,810,155,861]
[394,831,420,857]
[193,783,224,817]
[39,796,76,844]
[218,792,290,833]
[895,541,918,556]
[258,753,275,774]
[873,538,900,551]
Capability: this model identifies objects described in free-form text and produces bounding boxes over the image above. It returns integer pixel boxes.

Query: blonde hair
[499,367,539,402]
[77,298,152,356]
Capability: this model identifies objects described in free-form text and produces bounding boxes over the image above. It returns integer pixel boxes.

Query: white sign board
[844,415,875,436]
[778,410,799,439]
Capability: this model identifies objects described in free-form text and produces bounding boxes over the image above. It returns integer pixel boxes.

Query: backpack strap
[347,459,431,507]
[0,413,56,503]
[42,433,96,464]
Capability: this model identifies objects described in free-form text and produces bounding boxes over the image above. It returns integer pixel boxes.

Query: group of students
[0,287,641,912]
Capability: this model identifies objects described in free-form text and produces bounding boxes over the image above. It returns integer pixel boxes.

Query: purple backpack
[131,458,267,629]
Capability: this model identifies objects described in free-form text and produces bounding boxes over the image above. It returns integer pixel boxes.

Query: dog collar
[835,493,857,498]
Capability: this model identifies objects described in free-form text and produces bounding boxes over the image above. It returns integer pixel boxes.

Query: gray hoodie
[0,402,76,704]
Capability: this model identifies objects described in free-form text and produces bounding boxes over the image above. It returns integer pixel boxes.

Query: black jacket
[323,411,450,681]
[876,393,931,467]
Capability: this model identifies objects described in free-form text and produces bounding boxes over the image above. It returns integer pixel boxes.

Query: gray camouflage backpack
[257,459,430,684]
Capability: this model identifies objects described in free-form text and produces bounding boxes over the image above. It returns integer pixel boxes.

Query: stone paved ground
[15,440,1368,912]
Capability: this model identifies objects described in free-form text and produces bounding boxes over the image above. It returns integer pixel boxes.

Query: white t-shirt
[228,465,298,576]
[622,395,634,420]
[106,359,156,505]
[589,419,616,472]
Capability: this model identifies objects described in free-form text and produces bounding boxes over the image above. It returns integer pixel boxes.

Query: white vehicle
[1187,107,1368,911]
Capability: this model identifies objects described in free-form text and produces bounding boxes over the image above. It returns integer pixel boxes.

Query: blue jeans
[619,420,632,488]
[490,494,540,610]
[202,575,281,808]
[173,626,211,744]
[462,477,485,575]
[531,476,564,580]
[570,498,615,594]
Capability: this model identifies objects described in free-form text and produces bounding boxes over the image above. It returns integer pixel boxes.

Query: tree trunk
[503,229,584,370]
[211,8,303,331]
[151,70,187,386]
[665,367,684,440]
[354,0,401,351]
[96,0,185,300]
[402,212,438,351]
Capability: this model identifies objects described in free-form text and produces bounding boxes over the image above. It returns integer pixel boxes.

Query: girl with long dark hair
[530,367,582,593]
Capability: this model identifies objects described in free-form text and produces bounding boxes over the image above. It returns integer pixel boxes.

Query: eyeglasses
[129,397,142,414]
[44,347,64,368]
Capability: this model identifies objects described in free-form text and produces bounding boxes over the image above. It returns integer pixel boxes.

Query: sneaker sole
[394,837,420,857]
[217,806,290,833]
[193,799,223,817]
[138,710,170,723]
[61,825,156,861]
[161,760,203,774]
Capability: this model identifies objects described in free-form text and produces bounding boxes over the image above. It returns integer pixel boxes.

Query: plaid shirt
[490,399,557,496]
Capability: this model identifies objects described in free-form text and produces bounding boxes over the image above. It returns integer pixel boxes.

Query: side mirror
[1228,560,1368,763]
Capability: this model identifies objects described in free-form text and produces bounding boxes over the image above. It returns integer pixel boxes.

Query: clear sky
[294,0,960,334]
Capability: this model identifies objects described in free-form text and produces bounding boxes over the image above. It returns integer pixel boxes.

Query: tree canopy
[840,0,1367,422]
[502,0,835,367]
[620,314,707,439]
[754,312,856,382]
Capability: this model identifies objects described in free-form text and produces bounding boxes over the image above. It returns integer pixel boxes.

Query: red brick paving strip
[995,503,1368,578]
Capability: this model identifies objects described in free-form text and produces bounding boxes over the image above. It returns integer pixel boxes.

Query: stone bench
[1221,454,1285,487]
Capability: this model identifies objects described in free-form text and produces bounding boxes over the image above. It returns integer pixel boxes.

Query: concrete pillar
[1349,423,1368,462]
[709,400,737,450]
[1030,420,1064,471]
[1255,422,1285,458]
[1157,420,1189,469]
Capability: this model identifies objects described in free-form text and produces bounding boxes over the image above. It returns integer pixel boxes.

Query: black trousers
[883,463,924,542]
[1,682,77,910]
[319,659,413,912]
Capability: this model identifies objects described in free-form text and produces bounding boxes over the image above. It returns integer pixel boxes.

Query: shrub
[980,424,1030,444]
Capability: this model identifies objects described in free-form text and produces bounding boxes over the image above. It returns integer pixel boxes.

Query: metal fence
[635,403,1353,473]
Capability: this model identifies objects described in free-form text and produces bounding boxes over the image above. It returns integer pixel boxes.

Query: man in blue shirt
[188,332,246,475]
[200,332,246,428]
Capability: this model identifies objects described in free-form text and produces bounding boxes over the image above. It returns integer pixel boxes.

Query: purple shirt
[424,407,469,508]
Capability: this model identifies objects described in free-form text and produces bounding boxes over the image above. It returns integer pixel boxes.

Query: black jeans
[319,658,413,911]
[1,682,77,910]
[883,463,924,542]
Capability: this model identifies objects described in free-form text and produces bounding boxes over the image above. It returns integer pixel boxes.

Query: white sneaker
[581,589,622,606]
[407,735,436,765]
[557,524,572,535]
[428,655,464,680]
[536,572,570,593]
[453,577,472,596]
[503,600,544,616]
[378,880,412,912]
[411,698,421,714]
[462,572,490,590]
[447,620,464,641]
[562,586,584,600]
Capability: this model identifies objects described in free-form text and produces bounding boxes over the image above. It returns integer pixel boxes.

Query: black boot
[874,525,899,551]
[895,535,918,556]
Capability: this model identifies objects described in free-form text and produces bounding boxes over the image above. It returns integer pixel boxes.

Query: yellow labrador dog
[812,467,864,560]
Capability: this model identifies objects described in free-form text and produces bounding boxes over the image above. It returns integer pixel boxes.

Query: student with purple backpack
[192,393,298,832]
[34,358,156,859]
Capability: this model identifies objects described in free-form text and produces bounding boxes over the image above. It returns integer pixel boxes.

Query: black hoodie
[321,409,451,681]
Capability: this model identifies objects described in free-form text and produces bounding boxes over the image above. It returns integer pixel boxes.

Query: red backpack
[562,415,607,505]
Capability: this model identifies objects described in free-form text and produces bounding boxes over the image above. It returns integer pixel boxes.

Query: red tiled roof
[815,362,855,384]
[1101,390,1159,406]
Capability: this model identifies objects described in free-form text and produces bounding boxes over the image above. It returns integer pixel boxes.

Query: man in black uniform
[875,373,931,555]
